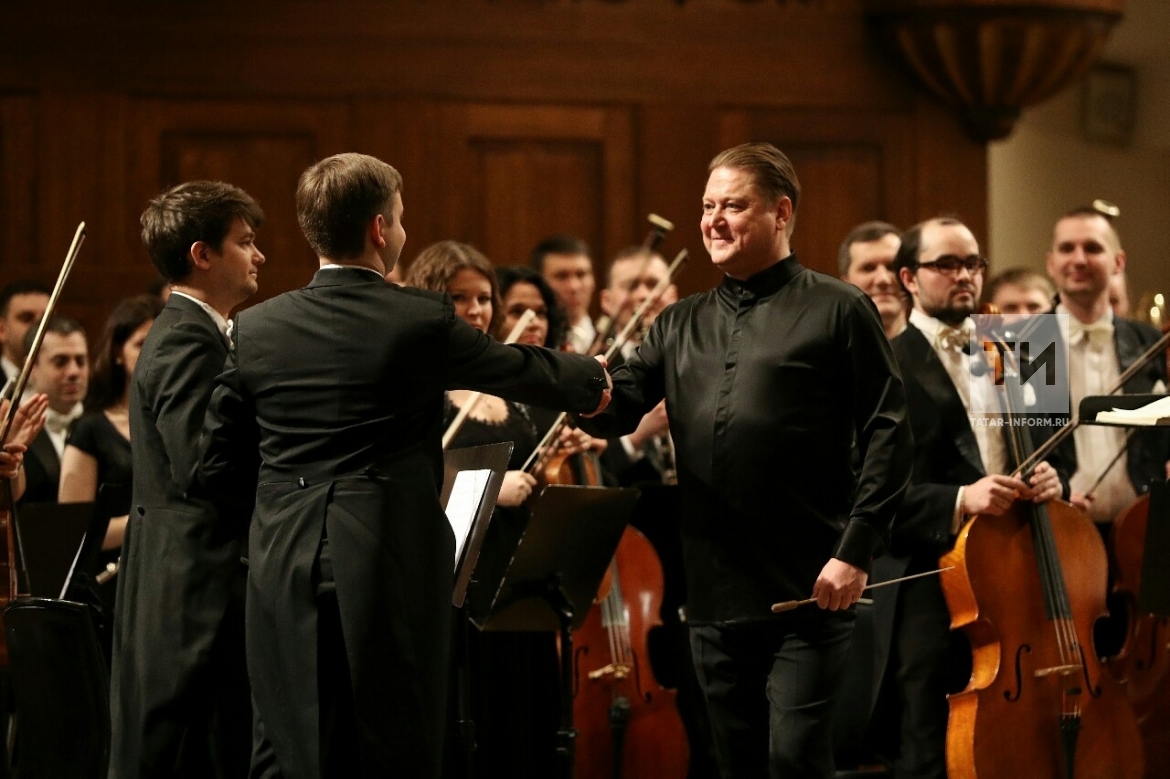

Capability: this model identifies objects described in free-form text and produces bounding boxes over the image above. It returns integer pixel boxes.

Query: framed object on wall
[1082,63,1137,146]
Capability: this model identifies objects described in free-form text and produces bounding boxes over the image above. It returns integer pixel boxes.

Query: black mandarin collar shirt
[581,255,913,623]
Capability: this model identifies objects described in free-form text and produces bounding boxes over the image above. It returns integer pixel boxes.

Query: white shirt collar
[319,263,386,280]
[170,290,230,340]
[909,308,972,344]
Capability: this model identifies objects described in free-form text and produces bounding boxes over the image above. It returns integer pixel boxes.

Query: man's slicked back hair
[708,142,801,236]
[297,153,403,261]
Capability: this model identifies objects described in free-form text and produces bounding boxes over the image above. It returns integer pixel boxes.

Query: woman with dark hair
[59,293,162,550]
[495,265,568,349]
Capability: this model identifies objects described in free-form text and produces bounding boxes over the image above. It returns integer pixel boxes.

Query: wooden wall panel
[636,105,721,298]
[416,103,636,278]
[0,2,990,339]
[127,99,351,305]
[717,108,916,278]
[0,96,37,280]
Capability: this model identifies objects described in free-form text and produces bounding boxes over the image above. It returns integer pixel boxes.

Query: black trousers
[690,610,854,779]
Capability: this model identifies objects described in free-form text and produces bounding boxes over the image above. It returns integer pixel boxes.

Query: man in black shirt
[581,142,912,778]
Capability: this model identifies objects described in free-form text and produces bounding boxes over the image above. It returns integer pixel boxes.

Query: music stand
[469,484,637,777]
[441,442,512,775]
[442,443,513,608]
[1081,395,1170,617]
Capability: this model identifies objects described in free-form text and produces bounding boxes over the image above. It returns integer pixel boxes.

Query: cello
[0,223,87,665]
[940,313,1143,778]
[1107,494,1170,779]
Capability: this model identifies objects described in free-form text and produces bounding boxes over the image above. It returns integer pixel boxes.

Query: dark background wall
[0,0,986,338]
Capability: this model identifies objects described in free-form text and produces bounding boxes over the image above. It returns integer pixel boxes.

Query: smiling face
[32,330,89,413]
[844,233,904,324]
[701,166,790,280]
[1046,214,1123,309]
[448,268,494,333]
[499,281,549,346]
[900,221,983,327]
[601,254,676,330]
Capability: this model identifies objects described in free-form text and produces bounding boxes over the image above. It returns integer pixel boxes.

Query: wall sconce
[865,0,1126,141]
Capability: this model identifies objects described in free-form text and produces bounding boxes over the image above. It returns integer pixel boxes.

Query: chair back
[3,597,110,779]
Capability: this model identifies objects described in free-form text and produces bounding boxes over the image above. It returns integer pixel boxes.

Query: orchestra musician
[199,153,611,778]
[579,142,913,778]
[110,180,265,778]
[1045,205,1170,658]
[406,243,596,777]
[879,216,1067,779]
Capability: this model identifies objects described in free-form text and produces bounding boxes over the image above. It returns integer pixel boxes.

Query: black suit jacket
[18,429,60,505]
[199,268,606,779]
[110,293,249,777]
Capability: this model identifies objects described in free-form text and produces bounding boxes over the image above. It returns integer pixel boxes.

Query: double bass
[940,313,1143,778]
[525,234,690,778]
[1107,494,1170,779]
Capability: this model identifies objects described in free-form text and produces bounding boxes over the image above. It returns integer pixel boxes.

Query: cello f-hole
[1005,644,1033,702]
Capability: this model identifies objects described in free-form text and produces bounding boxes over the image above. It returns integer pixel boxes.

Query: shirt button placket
[712,290,752,482]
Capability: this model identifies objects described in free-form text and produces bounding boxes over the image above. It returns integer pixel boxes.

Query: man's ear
[189,241,213,271]
[898,266,917,297]
[774,196,793,231]
[370,214,387,250]
[1115,249,1127,275]
[599,288,614,318]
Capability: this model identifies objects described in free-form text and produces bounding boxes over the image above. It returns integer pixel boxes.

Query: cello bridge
[1033,664,1081,679]
[587,663,631,681]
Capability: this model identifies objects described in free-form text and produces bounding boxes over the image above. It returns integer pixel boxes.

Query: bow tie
[1069,318,1113,348]
[45,406,81,436]
[935,323,973,354]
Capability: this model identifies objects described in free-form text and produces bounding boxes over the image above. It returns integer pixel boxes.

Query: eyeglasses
[916,255,989,276]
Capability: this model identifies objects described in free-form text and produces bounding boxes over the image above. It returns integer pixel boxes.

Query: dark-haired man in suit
[0,280,50,390]
[878,216,1065,778]
[110,180,265,779]
[17,317,87,505]
[200,152,610,779]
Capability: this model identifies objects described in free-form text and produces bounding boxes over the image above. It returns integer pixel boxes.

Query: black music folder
[442,442,513,608]
[468,484,637,632]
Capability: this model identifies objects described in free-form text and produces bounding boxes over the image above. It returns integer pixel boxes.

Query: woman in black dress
[59,294,162,552]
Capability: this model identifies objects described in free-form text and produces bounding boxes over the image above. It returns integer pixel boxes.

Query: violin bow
[0,223,86,442]
[587,213,674,356]
[521,248,688,475]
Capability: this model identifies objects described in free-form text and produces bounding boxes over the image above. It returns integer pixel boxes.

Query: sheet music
[445,469,493,571]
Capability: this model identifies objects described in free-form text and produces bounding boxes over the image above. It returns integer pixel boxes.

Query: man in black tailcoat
[199,153,610,779]
[110,180,265,778]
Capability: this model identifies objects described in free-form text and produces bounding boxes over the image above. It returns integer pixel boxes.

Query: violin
[1107,495,1170,779]
[940,310,1143,778]
[0,223,86,664]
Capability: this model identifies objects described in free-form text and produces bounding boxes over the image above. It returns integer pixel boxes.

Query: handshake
[583,355,614,418]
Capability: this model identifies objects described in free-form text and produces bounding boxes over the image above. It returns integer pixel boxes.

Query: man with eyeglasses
[869,216,1065,778]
